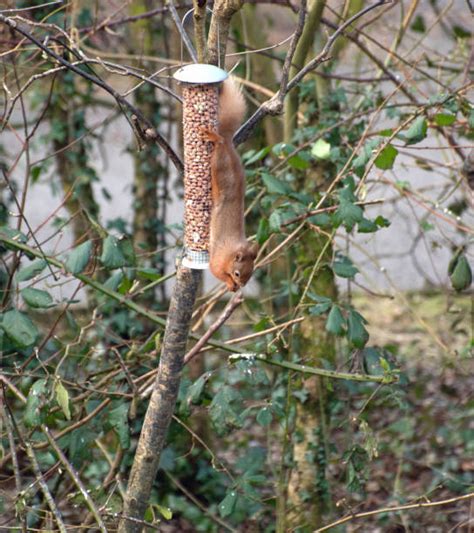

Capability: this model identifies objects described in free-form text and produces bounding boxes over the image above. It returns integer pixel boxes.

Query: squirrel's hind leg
[200,127,224,144]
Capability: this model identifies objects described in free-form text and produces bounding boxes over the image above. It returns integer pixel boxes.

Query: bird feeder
[173,64,228,269]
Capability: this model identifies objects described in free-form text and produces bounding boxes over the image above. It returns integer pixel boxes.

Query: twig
[316,492,474,532]
[0,235,241,354]
[234,0,390,145]
[229,353,398,383]
[167,0,198,62]
[0,14,184,173]
[184,291,244,364]
[41,425,107,532]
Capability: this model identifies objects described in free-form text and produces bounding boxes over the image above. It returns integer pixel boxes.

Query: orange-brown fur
[203,78,258,291]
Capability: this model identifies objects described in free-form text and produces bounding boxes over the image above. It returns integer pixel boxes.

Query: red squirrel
[202,78,258,292]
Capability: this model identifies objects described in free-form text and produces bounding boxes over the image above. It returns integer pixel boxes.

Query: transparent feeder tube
[181,84,219,269]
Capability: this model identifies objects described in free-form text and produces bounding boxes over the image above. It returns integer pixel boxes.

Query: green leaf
[16,259,47,282]
[24,379,47,428]
[326,305,346,336]
[357,218,378,233]
[219,490,238,518]
[2,309,38,348]
[186,372,210,406]
[55,380,71,420]
[334,199,363,231]
[311,139,331,160]
[256,406,273,427]
[434,113,456,126]
[66,240,92,275]
[262,173,290,195]
[256,218,270,245]
[410,14,425,33]
[244,146,270,166]
[288,155,310,170]
[100,235,126,269]
[269,211,282,232]
[352,139,381,173]
[107,403,130,450]
[374,144,398,170]
[449,254,472,292]
[153,504,172,520]
[347,310,369,348]
[21,288,54,309]
[333,256,359,278]
[309,301,332,316]
[403,116,427,145]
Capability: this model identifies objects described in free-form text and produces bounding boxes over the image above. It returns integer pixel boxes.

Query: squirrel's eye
[234,271,240,278]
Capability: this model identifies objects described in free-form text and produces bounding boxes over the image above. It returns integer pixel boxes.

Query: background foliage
[0,0,472,531]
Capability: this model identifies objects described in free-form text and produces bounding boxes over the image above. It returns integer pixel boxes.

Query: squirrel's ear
[235,251,243,262]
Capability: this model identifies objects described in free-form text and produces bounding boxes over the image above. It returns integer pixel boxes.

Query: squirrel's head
[227,242,258,292]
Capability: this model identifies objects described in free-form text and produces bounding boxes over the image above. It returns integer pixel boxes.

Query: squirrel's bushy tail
[218,77,246,135]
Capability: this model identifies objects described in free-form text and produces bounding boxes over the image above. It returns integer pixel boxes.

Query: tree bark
[119,267,201,532]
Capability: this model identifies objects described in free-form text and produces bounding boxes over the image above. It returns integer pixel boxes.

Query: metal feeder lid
[173,64,228,84]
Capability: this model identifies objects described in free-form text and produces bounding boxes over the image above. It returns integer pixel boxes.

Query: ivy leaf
[210,386,242,436]
[256,407,273,427]
[333,256,359,278]
[2,309,38,348]
[449,254,472,292]
[347,310,369,348]
[374,144,398,170]
[357,218,378,233]
[326,305,346,336]
[55,380,71,420]
[21,288,54,309]
[262,173,290,195]
[16,259,47,282]
[311,139,331,160]
[403,116,427,145]
[100,235,126,270]
[186,372,210,406]
[24,379,47,428]
[66,240,92,275]
[352,139,380,174]
[219,490,238,518]
[244,146,270,166]
[107,403,130,450]
[334,199,363,231]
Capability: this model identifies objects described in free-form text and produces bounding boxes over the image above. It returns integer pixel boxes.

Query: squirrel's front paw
[200,127,224,144]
